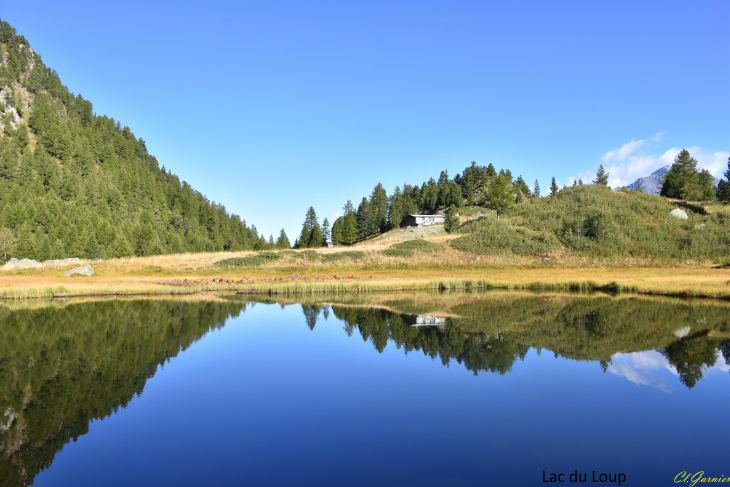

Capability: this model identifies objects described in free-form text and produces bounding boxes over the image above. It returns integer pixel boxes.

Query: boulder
[670,208,688,220]
[693,224,706,230]
[43,258,80,266]
[63,265,95,277]
[2,258,42,269]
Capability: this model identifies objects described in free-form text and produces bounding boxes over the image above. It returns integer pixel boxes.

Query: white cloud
[573,133,729,189]
[608,349,729,393]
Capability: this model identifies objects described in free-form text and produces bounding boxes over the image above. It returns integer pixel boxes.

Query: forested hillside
[0,20,262,261]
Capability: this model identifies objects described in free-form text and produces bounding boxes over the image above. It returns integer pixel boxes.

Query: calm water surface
[1,294,728,486]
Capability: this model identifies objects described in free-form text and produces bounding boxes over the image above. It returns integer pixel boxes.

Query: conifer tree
[636,181,643,193]
[550,177,559,196]
[321,217,330,246]
[443,205,459,233]
[342,212,358,245]
[0,228,15,262]
[486,173,514,219]
[297,207,321,248]
[660,149,711,200]
[593,164,609,185]
[717,157,730,202]
[356,198,370,239]
[276,229,291,249]
[533,180,541,198]
[330,217,344,246]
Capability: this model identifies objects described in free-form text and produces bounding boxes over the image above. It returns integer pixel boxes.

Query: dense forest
[0,20,268,262]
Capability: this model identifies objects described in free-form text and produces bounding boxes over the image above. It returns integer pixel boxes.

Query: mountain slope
[0,20,260,261]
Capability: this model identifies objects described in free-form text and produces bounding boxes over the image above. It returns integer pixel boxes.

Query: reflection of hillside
[0,299,248,487]
[312,295,730,387]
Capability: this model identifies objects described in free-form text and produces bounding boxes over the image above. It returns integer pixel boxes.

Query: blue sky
[3,1,728,239]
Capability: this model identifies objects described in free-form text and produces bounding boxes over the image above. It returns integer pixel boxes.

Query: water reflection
[0,299,249,487]
[0,293,728,486]
[285,294,730,386]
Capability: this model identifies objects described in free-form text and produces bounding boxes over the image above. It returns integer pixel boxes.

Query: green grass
[453,184,730,261]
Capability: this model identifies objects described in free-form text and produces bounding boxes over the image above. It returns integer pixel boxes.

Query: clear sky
[2,1,728,239]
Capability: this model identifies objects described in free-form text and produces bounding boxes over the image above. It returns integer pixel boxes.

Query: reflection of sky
[608,350,730,393]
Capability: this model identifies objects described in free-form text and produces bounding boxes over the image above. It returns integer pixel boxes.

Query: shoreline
[2,270,729,301]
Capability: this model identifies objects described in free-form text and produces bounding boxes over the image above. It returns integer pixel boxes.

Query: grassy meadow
[1,186,729,300]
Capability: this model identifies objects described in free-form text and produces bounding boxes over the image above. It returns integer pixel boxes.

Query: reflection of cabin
[401,313,447,326]
[401,214,445,227]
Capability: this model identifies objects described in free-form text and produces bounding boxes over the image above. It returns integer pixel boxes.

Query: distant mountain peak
[615,165,719,195]
[614,166,670,195]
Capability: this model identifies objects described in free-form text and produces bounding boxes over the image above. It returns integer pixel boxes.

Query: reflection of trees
[328,296,730,386]
[331,307,529,375]
[0,299,247,487]
[662,332,720,389]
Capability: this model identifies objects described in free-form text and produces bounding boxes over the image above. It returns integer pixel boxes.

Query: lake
[1,293,728,486]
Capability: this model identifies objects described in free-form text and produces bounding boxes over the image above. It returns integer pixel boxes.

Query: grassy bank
[2,264,729,300]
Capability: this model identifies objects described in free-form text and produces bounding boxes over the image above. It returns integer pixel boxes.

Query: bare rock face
[43,258,80,266]
[63,265,95,277]
[670,208,688,220]
[2,258,42,269]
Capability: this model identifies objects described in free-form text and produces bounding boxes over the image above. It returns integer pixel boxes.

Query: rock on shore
[2,258,42,269]
[63,265,95,277]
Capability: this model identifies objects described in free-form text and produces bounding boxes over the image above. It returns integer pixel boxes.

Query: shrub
[215,252,283,267]
[322,251,367,263]
[382,248,413,258]
[389,239,445,252]
[292,250,321,261]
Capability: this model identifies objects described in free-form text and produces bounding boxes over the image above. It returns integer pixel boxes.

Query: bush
[215,252,283,267]
[389,239,445,252]
[382,248,413,258]
[292,250,321,261]
[453,217,561,256]
[380,239,445,258]
[322,251,366,263]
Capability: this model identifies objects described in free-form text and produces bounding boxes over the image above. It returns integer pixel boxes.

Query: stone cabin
[400,214,445,227]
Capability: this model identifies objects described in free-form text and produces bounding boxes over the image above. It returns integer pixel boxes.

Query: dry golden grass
[1,231,729,299]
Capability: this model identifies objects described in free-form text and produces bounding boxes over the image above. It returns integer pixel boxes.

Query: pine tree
[330,217,344,246]
[321,217,330,246]
[297,207,321,248]
[550,177,559,196]
[486,173,514,219]
[593,164,609,185]
[276,229,291,249]
[578,179,583,185]
[717,157,730,202]
[443,205,459,233]
[636,181,643,193]
[533,180,541,198]
[342,211,358,245]
[660,149,709,200]
[0,227,15,262]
